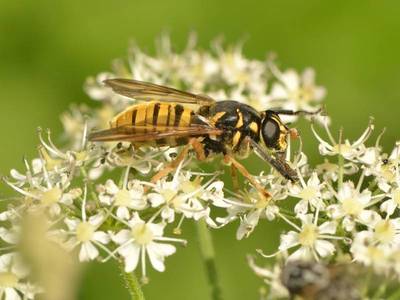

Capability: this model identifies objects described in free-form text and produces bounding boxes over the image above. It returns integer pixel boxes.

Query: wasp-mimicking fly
[89,79,320,199]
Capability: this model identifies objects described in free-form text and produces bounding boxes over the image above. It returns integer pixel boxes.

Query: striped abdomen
[111,101,195,146]
[111,102,193,128]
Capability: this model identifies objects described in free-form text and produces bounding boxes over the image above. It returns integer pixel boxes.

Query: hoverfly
[89,79,319,199]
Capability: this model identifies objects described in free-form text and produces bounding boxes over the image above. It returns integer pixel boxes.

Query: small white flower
[64,212,110,262]
[0,253,41,300]
[147,171,222,227]
[381,185,400,215]
[289,172,324,215]
[311,118,374,160]
[216,189,280,240]
[63,191,110,262]
[3,173,81,218]
[215,41,267,97]
[111,213,186,280]
[98,179,147,220]
[327,181,379,231]
[362,215,400,247]
[268,67,325,122]
[350,231,392,273]
[278,213,338,261]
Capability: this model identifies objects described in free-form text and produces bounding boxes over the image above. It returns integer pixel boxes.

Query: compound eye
[262,119,280,148]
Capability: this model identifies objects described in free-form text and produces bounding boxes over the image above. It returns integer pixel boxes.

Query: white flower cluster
[250,120,400,298]
[3,35,397,299]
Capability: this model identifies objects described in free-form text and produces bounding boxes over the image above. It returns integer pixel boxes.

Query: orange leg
[190,138,206,161]
[224,154,271,200]
[230,164,240,193]
[150,138,205,184]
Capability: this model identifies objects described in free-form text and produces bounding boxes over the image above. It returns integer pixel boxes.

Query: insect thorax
[203,100,262,154]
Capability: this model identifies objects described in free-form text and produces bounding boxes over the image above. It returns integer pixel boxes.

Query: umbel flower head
[1,34,399,299]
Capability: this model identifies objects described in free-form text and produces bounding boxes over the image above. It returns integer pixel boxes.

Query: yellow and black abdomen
[111,101,193,128]
[111,101,194,146]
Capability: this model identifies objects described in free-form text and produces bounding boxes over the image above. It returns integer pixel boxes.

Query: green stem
[118,262,145,300]
[372,282,387,300]
[196,219,223,300]
[338,154,344,190]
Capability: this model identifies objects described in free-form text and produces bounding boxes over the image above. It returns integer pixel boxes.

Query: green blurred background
[1,1,400,299]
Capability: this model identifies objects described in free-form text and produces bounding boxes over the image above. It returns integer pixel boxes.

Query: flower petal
[79,241,99,262]
[123,245,141,273]
[314,240,335,257]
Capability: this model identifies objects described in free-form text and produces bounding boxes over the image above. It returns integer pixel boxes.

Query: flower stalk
[118,262,146,300]
[196,219,223,300]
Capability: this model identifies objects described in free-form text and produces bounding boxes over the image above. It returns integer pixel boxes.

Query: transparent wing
[89,124,222,143]
[104,78,216,106]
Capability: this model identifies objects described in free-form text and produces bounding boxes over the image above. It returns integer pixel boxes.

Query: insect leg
[230,164,240,192]
[190,138,206,161]
[150,138,204,184]
[223,154,272,200]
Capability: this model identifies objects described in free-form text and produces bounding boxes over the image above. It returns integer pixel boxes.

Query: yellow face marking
[211,112,226,125]
[232,131,241,148]
[278,124,288,150]
[236,110,244,128]
[249,122,258,133]
[271,115,282,124]
[179,108,192,127]
[278,134,287,150]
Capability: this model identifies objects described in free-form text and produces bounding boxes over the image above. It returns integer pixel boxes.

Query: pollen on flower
[38,146,63,170]
[332,143,353,156]
[76,222,96,242]
[381,165,396,183]
[298,224,318,247]
[41,187,62,206]
[298,187,319,201]
[342,197,364,216]
[114,189,132,206]
[131,223,154,245]
[374,220,395,244]
[181,177,202,195]
[161,189,178,203]
[255,196,271,209]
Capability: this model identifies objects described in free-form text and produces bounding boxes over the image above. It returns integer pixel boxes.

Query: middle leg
[224,154,272,200]
[150,138,205,184]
